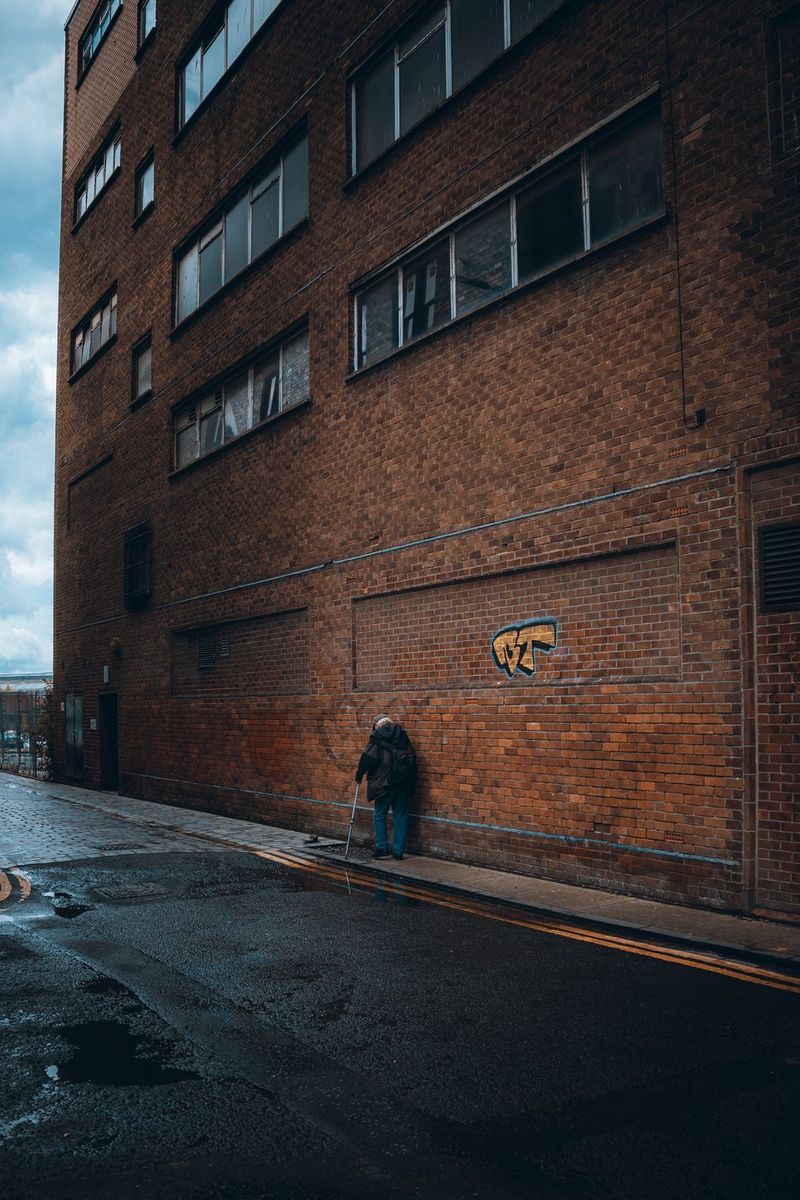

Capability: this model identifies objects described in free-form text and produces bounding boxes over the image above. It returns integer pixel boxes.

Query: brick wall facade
[54,0,800,913]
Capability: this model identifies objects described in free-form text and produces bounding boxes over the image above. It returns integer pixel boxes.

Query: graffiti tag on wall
[491,620,558,678]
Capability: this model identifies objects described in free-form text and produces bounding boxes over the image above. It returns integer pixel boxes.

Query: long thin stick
[344,781,360,858]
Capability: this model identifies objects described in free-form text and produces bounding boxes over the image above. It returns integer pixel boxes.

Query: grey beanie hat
[373,713,391,728]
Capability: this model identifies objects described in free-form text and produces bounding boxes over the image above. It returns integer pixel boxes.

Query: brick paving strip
[2,770,799,968]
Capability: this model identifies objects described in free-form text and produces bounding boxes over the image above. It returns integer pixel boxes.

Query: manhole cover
[95,882,169,900]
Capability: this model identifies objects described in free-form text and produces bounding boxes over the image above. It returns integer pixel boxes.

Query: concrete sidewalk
[4,772,799,969]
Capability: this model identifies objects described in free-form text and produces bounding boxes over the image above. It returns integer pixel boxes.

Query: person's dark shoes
[373,848,390,859]
[392,852,404,860]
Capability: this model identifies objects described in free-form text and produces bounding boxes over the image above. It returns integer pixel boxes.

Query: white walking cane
[344,781,360,859]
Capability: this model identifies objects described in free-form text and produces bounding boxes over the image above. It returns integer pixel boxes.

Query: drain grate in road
[95,882,169,900]
[91,842,146,852]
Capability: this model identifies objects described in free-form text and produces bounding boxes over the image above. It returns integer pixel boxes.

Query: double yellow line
[0,867,31,911]
[254,847,800,997]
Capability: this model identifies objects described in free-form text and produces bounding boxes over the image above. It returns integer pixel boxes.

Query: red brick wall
[53,0,800,912]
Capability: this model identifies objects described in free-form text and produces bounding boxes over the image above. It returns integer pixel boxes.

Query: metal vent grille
[197,629,215,670]
[760,522,800,612]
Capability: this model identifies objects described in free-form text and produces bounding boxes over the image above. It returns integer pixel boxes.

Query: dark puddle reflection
[45,1021,199,1086]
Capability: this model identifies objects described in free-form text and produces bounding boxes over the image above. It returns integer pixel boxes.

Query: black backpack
[381,739,417,790]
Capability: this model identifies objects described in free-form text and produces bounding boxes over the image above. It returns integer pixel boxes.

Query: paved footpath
[2,771,799,967]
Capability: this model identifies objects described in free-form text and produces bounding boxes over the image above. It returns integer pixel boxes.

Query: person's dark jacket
[355,721,415,803]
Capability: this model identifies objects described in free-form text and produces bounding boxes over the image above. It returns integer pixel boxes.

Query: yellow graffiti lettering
[491,621,557,678]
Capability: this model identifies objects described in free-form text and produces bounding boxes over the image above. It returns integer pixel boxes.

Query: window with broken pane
[455,204,512,315]
[403,240,452,342]
[173,328,309,469]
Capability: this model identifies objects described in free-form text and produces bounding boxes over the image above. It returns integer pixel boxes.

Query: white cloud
[0,607,53,674]
[0,53,64,183]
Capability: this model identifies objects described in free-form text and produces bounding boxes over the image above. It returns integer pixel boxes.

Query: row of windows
[75,129,121,222]
[355,105,664,368]
[173,329,309,469]
[181,0,282,126]
[175,133,307,322]
[353,0,567,172]
[71,291,117,375]
[79,0,122,78]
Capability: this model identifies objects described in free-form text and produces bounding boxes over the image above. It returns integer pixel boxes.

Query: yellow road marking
[0,869,11,904]
[254,848,800,996]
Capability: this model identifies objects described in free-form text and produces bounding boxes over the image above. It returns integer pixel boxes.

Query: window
[75,130,121,223]
[173,328,309,469]
[71,291,117,376]
[175,133,307,323]
[132,334,152,403]
[134,153,155,218]
[352,0,569,172]
[760,523,800,612]
[180,0,284,126]
[123,523,151,609]
[79,0,122,78]
[138,0,156,46]
[354,103,663,369]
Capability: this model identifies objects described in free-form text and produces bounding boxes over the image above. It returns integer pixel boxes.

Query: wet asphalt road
[2,793,800,1199]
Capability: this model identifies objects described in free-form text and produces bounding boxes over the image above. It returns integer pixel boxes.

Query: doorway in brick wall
[64,693,84,783]
[99,693,119,790]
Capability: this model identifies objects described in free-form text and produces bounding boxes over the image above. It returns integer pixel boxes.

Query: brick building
[54,0,799,915]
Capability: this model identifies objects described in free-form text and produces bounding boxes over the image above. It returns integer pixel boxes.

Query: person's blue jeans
[373,790,410,855]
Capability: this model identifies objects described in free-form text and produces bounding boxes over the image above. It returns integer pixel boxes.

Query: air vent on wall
[760,522,800,612]
[197,629,215,669]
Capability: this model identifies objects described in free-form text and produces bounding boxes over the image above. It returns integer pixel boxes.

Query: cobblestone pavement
[0,772,341,867]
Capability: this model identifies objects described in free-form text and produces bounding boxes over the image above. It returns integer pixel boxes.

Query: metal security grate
[760,522,800,612]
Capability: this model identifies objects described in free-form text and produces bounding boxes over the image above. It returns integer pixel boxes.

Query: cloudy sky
[0,1,66,674]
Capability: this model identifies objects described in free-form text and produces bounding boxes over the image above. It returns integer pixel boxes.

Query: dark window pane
[176,420,197,469]
[588,110,664,245]
[199,401,223,455]
[282,331,309,408]
[202,27,225,98]
[516,157,584,281]
[399,25,446,135]
[199,230,223,305]
[226,0,249,63]
[136,342,152,396]
[224,194,249,281]
[223,371,249,438]
[510,0,565,43]
[451,0,505,92]
[455,204,512,315]
[251,170,279,258]
[183,49,201,121]
[282,137,308,232]
[357,275,399,367]
[254,352,280,421]
[355,52,395,170]
[403,240,451,342]
[399,7,445,56]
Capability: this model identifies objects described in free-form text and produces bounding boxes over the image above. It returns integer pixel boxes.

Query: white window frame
[353,101,664,369]
[351,0,569,173]
[71,291,118,377]
[174,135,307,324]
[172,329,309,469]
[75,130,121,224]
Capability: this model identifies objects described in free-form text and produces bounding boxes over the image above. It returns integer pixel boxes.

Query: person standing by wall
[355,714,417,860]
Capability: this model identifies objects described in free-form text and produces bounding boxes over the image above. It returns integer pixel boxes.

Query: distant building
[0,675,52,693]
[54,0,799,915]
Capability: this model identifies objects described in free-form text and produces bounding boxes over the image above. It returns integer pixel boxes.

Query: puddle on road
[45,1021,199,1087]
